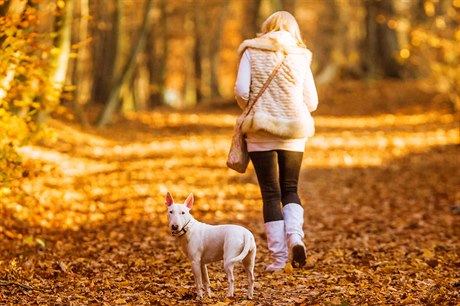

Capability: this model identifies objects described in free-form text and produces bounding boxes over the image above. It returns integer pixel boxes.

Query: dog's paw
[195,293,204,300]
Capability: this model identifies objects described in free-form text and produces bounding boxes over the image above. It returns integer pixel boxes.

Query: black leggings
[249,150,303,223]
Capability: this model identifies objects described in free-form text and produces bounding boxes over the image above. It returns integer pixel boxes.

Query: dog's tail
[230,232,255,263]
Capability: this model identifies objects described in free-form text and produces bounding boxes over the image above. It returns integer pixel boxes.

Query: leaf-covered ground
[1,80,459,305]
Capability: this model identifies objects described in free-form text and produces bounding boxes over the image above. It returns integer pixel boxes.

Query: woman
[234,11,318,271]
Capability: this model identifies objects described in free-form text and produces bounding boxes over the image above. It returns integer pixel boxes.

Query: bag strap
[241,52,287,121]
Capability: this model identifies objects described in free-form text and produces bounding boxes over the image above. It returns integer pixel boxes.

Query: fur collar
[238,36,311,59]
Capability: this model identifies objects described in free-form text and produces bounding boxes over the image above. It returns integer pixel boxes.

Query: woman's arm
[234,50,251,109]
[303,68,318,112]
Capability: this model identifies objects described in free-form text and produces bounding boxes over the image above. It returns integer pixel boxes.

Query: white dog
[165,192,256,300]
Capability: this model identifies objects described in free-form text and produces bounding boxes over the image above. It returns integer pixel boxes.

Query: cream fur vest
[238,37,315,139]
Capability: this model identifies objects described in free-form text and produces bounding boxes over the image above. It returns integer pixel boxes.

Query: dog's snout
[171,224,179,231]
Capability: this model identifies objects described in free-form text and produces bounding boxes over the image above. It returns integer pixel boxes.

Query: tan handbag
[226,52,287,173]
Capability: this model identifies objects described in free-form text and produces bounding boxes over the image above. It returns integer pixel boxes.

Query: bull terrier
[165,192,256,300]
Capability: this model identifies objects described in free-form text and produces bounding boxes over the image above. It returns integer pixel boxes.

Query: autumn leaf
[284,262,294,274]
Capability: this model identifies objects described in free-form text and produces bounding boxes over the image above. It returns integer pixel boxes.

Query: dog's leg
[201,264,211,298]
[243,249,256,299]
[224,260,235,298]
[191,260,203,299]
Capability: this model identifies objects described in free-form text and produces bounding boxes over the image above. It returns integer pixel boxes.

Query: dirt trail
[1,80,459,305]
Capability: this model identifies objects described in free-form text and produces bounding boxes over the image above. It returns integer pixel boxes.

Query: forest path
[1,80,459,305]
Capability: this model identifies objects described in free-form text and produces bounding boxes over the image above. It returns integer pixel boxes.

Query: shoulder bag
[226,52,287,173]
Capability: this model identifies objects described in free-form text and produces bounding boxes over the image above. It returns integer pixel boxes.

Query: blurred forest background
[1,0,459,187]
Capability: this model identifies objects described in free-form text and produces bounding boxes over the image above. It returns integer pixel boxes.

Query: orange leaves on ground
[1,80,459,304]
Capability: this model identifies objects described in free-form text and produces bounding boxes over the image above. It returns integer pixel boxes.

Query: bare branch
[0,280,48,293]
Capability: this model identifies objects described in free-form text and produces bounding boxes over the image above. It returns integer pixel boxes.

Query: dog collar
[173,218,194,237]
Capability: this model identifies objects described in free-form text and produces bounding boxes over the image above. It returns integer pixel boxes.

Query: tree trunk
[111,0,123,87]
[91,1,117,104]
[192,1,203,102]
[314,0,339,84]
[96,0,154,127]
[242,0,262,39]
[271,0,282,11]
[281,0,296,13]
[209,0,230,99]
[0,0,26,18]
[183,6,197,106]
[51,0,74,89]
[132,53,150,111]
[364,0,402,78]
[364,0,378,77]
[412,0,427,22]
[36,0,75,124]
[147,0,168,107]
[72,0,91,126]
[379,1,401,78]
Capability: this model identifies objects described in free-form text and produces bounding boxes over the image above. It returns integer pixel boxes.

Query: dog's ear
[165,192,174,207]
[185,193,194,209]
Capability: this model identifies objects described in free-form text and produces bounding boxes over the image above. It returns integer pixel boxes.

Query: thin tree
[72,0,91,126]
[91,1,118,105]
[96,0,154,127]
[209,0,230,99]
[281,0,296,13]
[146,0,168,107]
[364,0,402,78]
[242,0,262,39]
[192,1,203,102]
[36,0,75,124]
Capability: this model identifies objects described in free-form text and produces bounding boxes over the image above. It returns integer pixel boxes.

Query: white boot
[283,203,307,268]
[264,220,288,272]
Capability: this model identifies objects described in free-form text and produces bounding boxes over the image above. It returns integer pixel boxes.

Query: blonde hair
[259,11,306,48]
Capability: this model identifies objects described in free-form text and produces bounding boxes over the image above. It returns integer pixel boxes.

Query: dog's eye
[169,211,172,214]
[181,212,185,215]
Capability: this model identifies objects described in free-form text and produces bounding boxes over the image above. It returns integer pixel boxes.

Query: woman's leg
[278,150,307,268]
[249,150,287,271]
[249,151,283,222]
[277,150,303,206]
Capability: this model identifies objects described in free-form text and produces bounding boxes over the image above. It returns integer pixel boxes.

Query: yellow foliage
[0,5,60,190]
[409,5,460,108]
